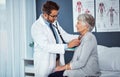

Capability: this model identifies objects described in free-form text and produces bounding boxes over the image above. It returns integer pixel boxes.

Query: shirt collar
[41,14,50,26]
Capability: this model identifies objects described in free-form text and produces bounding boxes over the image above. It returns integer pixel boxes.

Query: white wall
[0,0,36,77]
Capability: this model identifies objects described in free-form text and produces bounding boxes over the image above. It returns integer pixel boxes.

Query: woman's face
[76,21,88,33]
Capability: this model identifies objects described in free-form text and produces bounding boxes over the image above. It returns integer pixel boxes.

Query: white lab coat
[31,14,78,77]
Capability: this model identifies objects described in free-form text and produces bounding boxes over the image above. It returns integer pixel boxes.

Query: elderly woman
[48,14,100,77]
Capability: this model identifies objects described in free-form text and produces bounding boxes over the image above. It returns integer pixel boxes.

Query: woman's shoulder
[83,32,95,41]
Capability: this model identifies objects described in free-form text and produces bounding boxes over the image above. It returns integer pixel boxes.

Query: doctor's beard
[47,16,57,23]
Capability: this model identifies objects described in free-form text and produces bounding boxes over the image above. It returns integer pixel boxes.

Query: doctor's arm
[55,22,79,43]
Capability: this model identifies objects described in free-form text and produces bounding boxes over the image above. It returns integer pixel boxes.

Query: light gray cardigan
[63,32,100,77]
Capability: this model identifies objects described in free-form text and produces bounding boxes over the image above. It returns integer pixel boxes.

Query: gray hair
[77,14,95,31]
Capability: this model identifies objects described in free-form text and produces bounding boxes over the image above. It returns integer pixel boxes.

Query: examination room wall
[36,0,120,47]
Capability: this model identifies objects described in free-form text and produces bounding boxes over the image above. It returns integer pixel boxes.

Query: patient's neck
[80,29,88,36]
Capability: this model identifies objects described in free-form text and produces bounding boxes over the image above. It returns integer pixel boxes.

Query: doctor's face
[47,10,59,23]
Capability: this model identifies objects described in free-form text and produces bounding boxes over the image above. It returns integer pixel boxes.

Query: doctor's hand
[54,65,65,72]
[67,39,80,48]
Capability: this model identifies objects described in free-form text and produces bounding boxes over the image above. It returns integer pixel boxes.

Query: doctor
[31,1,80,77]
[48,14,100,77]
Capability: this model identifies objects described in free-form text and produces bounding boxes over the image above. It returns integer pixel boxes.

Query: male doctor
[31,1,80,77]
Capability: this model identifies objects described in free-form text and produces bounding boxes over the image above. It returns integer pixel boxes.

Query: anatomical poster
[96,0,120,32]
[72,0,95,32]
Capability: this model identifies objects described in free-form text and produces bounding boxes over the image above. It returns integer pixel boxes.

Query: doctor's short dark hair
[42,1,59,15]
[77,13,95,32]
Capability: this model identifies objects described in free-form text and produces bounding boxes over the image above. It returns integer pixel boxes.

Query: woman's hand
[54,64,71,72]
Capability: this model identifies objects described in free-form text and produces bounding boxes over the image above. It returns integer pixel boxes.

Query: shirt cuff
[64,44,68,49]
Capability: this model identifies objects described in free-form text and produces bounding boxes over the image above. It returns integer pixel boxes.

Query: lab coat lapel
[39,15,56,43]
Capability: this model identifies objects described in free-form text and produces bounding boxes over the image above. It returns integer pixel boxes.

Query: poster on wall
[72,0,95,32]
[96,0,120,32]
